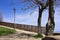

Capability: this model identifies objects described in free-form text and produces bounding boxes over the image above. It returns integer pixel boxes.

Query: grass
[0,27,16,36]
[34,33,43,38]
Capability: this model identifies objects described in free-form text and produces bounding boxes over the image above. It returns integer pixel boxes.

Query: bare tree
[46,0,60,36]
[46,0,55,36]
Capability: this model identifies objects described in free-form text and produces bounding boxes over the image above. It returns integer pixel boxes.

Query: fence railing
[0,21,46,34]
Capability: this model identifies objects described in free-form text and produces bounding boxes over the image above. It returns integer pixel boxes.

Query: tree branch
[35,0,44,7]
[30,0,39,7]
[30,0,44,7]
[41,0,49,10]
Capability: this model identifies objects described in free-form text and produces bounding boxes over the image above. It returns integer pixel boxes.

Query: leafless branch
[35,0,44,7]
[41,0,49,10]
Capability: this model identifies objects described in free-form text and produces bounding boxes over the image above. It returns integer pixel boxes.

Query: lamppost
[13,8,16,29]
[0,11,3,22]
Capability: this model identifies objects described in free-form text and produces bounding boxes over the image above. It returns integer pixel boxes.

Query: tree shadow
[17,33,34,38]
[42,37,57,40]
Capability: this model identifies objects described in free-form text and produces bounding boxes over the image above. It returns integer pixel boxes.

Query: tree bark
[46,0,55,36]
[38,7,43,34]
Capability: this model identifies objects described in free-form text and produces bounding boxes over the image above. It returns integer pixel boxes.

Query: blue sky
[0,0,60,33]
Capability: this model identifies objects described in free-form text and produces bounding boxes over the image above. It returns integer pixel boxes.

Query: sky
[0,0,60,33]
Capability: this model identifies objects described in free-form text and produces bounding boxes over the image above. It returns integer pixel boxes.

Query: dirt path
[47,35,60,40]
[0,25,60,40]
[0,25,42,40]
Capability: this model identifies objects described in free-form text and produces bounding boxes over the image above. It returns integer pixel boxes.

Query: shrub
[34,33,43,38]
[0,27,16,36]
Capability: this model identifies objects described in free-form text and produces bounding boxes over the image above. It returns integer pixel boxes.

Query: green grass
[34,33,43,38]
[0,27,16,36]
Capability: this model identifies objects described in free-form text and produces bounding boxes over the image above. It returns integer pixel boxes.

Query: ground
[0,25,60,40]
[0,25,42,40]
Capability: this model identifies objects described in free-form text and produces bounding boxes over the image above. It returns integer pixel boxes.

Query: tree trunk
[46,0,55,36]
[38,7,43,34]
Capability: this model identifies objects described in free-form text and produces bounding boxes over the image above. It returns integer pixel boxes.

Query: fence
[0,21,46,34]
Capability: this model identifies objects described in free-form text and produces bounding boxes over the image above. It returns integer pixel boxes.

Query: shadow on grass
[42,37,57,40]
